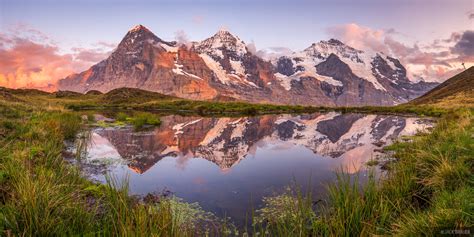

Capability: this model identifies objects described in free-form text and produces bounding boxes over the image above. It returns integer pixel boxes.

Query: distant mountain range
[58,25,438,106]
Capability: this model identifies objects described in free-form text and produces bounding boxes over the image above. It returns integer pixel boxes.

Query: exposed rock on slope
[273,39,437,105]
[58,25,437,106]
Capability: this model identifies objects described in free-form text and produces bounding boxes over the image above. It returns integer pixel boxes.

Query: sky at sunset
[0,0,473,90]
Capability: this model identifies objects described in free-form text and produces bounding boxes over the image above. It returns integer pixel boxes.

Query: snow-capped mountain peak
[194,29,248,58]
[273,39,386,91]
[214,28,237,38]
[191,29,269,88]
[118,24,163,49]
[115,25,178,58]
[303,39,364,64]
[128,24,150,33]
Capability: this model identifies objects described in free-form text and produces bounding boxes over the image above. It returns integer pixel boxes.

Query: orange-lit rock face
[57,26,292,102]
[154,51,175,69]
[128,165,146,174]
[177,47,215,82]
[180,79,218,99]
[135,63,145,71]
[81,68,94,83]
[257,65,276,85]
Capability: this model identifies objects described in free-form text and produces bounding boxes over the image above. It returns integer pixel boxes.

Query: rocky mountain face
[58,25,437,106]
[59,25,219,100]
[273,39,437,105]
[92,113,433,173]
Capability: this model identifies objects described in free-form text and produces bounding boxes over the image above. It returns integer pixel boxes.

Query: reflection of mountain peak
[316,114,365,143]
[91,113,431,174]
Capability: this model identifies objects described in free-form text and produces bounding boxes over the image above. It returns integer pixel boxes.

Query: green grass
[66,98,318,116]
[66,94,450,118]
[253,108,473,236]
[129,112,162,131]
[2,86,454,118]
[85,111,162,130]
[61,87,451,118]
[0,101,232,236]
[252,185,327,236]
[365,159,379,166]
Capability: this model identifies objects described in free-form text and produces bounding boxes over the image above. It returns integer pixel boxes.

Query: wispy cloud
[467,10,474,20]
[174,30,191,47]
[248,42,294,61]
[95,41,117,48]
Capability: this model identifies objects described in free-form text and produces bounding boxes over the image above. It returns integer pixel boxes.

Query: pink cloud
[255,46,294,60]
[0,36,75,91]
[0,28,112,91]
[326,23,388,53]
[326,23,473,82]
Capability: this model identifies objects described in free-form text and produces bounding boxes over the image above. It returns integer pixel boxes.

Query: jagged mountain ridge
[274,39,436,104]
[58,25,437,106]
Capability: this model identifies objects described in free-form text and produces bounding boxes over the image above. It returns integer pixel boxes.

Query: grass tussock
[113,111,161,130]
[128,112,161,131]
[253,186,322,236]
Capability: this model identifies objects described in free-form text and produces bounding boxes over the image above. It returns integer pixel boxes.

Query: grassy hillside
[411,67,474,108]
[2,87,319,116]
[49,88,447,117]
[99,87,176,104]
[0,86,452,117]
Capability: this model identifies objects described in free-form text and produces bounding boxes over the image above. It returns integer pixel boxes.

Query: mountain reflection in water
[83,112,432,223]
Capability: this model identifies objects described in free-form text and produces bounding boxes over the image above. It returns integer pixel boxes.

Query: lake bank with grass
[72,111,434,230]
[0,87,472,236]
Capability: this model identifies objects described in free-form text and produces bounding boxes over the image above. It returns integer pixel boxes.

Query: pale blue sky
[1,0,472,51]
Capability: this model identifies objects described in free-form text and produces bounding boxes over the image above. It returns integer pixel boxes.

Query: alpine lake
[68,111,434,226]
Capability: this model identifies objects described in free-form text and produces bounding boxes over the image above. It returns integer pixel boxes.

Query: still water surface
[80,112,432,223]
